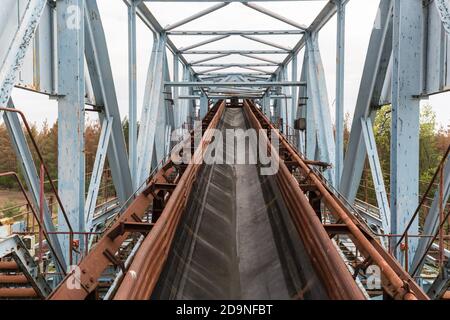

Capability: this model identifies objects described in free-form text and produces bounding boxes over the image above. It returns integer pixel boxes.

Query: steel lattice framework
[0,0,450,299]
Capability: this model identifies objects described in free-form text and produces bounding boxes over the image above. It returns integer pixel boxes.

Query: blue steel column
[361,117,391,239]
[57,0,85,264]
[281,65,291,134]
[262,94,270,116]
[335,0,346,187]
[163,55,174,154]
[199,93,208,119]
[297,50,308,155]
[340,0,393,203]
[180,65,190,127]
[0,0,47,106]
[4,101,67,273]
[305,32,335,185]
[291,54,298,131]
[173,54,180,127]
[390,0,423,264]
[136,34,167,185]
[85,117,113,232]
[84,0,133,204]
[128,0,138,189]
[189,72,197,122]
[273,72,281,124]
[0,0,67,272]
[302,40,316,160]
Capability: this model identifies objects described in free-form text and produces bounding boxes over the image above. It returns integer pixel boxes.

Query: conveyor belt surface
[152,107,329,300]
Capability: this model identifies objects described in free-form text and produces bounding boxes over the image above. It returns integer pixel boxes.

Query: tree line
[353,105,450,227]
[0,107,448,210]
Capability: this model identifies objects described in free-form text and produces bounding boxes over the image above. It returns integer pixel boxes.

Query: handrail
[394,145,450,256]
[0,107,74,265]
[0,172,66,275]
[245,99,428,300]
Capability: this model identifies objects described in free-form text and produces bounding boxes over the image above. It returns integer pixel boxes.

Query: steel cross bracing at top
[0,0,450,300]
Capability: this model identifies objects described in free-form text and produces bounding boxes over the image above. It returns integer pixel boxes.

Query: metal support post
[200,93,208,120]
[128,0,138,189]
[57,0,86,263]
[390,0,423,264]
[305,32,335,184]
[136,34,167,186]
[340,0,393,203]
[335,0,346,187]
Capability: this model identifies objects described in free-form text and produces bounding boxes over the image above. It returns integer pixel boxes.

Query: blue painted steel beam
[291,54,298,133]
[304,32,335,185]
[163,54,175,154]
[136,35,168,185]
[0,0,66,273]
[173,54,180,126]
[0,0,47,106]
[296,50,308,155]
[128,0,138,189]
[85,116,113,233]
[56,0,86,263]
[390,0,423,264]
[361,117,390,238]
[199,93,208,119]
[3,100,66,274]
[340,0,393,203]
[335,0,346,187]
[84,0,133,202]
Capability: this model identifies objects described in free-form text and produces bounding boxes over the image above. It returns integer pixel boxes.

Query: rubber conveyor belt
[152,107,329,300]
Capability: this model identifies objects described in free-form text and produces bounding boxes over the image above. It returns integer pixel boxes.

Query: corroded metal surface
[152,108,330,299]
[244,100,428,300]
[49,101,225,300]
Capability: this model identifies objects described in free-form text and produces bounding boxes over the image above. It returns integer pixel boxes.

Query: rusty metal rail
[112,102,226,300]
[48,99,428,300]
[243,101,364,300]
[243,100,428,300]
[0,172,66,274]
[0,107,74,267]
[48,101,225,300]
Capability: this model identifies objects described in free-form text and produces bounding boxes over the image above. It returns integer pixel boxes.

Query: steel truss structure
[0,0,450,299]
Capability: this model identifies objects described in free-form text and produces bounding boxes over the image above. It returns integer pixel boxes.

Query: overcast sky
[11,0,450,129]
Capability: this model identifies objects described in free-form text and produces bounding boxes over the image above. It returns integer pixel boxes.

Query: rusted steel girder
[243,100,365,300]
[112,101,226,300]
[243,100,429,300]
[0,274,29,284]
[48,101,225,300]
[0,288,38,298]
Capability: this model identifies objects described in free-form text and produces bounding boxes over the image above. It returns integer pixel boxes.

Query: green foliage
[418,105,440,189]
[122,117,129,151]
[373,105,392,179]
[357,104,449,206]
[0,121,102,192]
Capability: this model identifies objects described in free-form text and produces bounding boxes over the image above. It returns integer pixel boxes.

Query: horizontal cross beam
[165,2,229,31]
[165,81,306,87]
[240,34,292,51]
[193,63,278,67]
[145,0,324,2]
[243,2,308,30]
[182,50,288,54]
[168,30,304,35]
